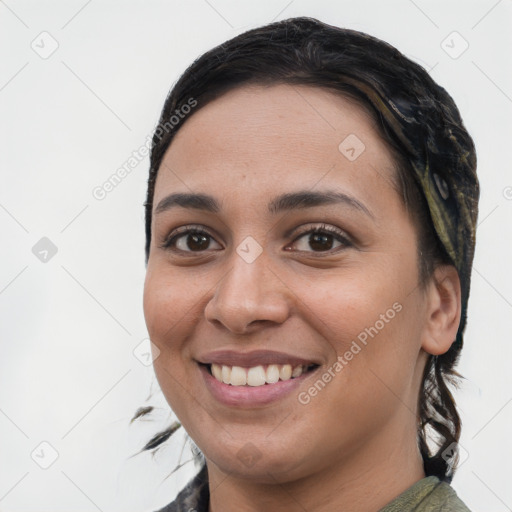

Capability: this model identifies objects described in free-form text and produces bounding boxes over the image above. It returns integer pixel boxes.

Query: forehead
[154,84,400,215]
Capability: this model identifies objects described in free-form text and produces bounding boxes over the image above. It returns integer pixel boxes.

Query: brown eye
[290,224,352,253]
[181,232,211,251]
[162,227,222,253]
[308,232,335,251]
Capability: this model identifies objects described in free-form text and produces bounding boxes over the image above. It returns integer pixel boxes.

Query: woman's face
[144,84,431,482]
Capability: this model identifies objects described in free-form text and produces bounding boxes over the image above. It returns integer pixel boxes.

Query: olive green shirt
[157,465,471,511]
[379,475,470,511]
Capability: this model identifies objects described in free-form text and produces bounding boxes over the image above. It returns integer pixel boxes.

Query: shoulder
[422,480,471,512]
[379,476,472,512]
[154,465,209,512]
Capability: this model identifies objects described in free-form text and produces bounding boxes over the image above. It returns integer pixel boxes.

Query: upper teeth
[211,363,307,386]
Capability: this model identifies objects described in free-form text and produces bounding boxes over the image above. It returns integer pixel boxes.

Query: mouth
[201,362,320,387]
[196,349,323,406]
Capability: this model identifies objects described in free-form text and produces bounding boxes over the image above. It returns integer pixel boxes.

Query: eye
[161,226,222,253]
[160,223,352,255]
[287,224,352,253]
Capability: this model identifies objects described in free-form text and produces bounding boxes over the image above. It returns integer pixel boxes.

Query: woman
[139,17,479,511]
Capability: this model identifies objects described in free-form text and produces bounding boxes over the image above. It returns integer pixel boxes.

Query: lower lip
[199,364,315,407]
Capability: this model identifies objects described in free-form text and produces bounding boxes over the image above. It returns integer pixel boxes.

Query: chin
[199,435,312,483]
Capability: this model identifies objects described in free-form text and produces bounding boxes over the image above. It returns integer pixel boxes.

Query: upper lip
[197,349,321,367]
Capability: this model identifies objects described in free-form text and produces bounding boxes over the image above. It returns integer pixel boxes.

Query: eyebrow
[154,190,374,219]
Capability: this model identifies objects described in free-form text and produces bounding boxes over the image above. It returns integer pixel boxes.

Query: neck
[207,422,425,512]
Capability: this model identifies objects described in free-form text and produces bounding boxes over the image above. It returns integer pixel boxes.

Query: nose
[204,249,291,334]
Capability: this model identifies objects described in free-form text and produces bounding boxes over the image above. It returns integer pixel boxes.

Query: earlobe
[421,265,462,356]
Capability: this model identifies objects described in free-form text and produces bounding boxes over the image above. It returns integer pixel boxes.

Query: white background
[1,1,511,511]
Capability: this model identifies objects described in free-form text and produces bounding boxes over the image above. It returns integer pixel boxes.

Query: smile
[208,363,318,387]
[197,350,322,406]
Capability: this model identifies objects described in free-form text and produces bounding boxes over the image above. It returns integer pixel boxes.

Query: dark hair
[139,16,478,483]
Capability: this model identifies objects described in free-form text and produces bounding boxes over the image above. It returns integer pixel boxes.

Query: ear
[421,265,461,356]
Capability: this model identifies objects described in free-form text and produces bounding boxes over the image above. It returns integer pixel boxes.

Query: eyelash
[160,223,352,255]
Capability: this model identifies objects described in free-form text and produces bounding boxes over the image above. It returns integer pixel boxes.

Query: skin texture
[143,84,461,512]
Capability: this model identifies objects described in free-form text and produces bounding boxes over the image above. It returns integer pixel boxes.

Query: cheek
[303,262,412,342]
[143,263,204,345]
[298,255,422,391]
[143,266,201,412]
[293,277,421,451]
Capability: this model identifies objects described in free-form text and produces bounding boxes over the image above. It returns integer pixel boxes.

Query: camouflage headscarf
[333,72,479,350]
